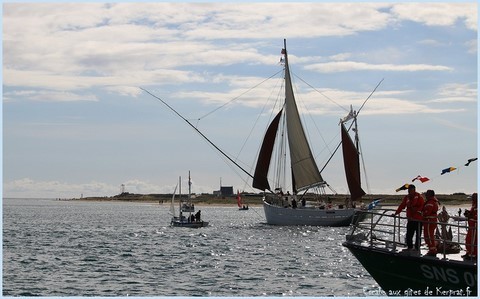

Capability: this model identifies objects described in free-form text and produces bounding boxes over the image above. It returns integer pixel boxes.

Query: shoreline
[65,192,473,207]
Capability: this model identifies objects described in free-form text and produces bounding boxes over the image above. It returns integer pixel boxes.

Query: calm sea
[3,198,380,296]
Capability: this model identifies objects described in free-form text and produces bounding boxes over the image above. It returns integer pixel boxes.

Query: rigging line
[197,69,284,121]
[292,71,349,112]
[236,75,284,167]
[140,87,254,181]
[319,78,384,174]
[357,137,371,194]
[358,78,384,114]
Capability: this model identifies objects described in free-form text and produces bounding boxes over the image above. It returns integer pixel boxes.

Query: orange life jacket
[396,192,424,221]
[422,197,438,220]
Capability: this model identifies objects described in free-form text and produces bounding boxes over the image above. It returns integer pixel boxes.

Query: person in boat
[326,199,333,210]
[437,205,451,240]
[291,197,297,209]
[190,214,195,222]
[195,210,201,222]
[283,192,290,208]
[301,197,306,207]
[463,193,477,259]
[393,184,425,252]
[422,190,439,256]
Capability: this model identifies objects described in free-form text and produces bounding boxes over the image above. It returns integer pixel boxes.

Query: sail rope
[319,78,384,174]
[293,72,349,113]
[196,69,283,121]
[140,87,255,182]
[357,134,371,194]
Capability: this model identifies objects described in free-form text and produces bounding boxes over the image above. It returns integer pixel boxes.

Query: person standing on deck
[422,190,439,256]
[463,193,477,259]
[393,184,425,252]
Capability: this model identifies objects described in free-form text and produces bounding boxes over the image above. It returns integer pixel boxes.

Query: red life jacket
[423,197,439,220]
[396,192,424,220]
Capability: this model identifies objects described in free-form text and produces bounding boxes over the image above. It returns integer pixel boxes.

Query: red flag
[412,175,430,183]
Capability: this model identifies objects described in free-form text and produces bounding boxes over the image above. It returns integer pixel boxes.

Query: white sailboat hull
[262,198,356,226]
[171,217,209,228]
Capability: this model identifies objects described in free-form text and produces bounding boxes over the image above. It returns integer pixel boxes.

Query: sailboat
[143,39,373,227]
[237,190,249,210]
[253,39,366,226]
[170,171,208,228]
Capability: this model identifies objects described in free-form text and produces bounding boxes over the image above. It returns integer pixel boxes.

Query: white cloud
[3,178,117,198]
[3,90,98,103]
[3,178,216,199]
[305,61,453,73]
[3,2,475,103]
[429,83,478,103]
[391,3,477,30]
[465,39,477,54]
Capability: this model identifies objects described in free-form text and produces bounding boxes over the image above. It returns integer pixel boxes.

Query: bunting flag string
[395,157,476,192]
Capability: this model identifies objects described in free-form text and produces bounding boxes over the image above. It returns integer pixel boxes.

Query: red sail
[237,190,242,208]
[341,123,366,200]
[252,109,283,191]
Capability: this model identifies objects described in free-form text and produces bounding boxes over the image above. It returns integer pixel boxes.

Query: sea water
[3,198,378,296]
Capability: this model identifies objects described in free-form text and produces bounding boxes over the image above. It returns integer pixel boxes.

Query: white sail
[169,183,178,216]
[283,43,324,191]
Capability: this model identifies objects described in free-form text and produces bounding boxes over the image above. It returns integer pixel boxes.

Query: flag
[368,199,382,210]
[465,158,477,166]
[396,184,410,192]
[441,167,457,175]
[339,105,355,124]
[281,48,286,54]
[411,175,430,183]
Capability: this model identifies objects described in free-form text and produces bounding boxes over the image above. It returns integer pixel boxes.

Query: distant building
[214,186,234,197]
[221,186,234,197]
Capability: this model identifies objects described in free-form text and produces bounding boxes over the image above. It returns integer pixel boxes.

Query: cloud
[3,90,98,103]
[391,3,477,30]
[3,178,117,198]
[305,61,453,73]
[3,178,216,199]
[465,39,477,54]
[428,83,478,103]
[2,2,475,104]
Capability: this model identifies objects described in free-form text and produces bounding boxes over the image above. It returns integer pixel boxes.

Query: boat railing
[348,208,476,261]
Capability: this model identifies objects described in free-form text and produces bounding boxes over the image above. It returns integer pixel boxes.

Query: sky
[2,2,478,199]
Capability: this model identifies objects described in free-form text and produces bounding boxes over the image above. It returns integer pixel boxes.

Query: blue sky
[3,2,478,198]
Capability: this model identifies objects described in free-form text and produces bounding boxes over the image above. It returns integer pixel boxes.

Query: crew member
[422,190,439,256]
[464,193,477,259]
[393,184,425,252]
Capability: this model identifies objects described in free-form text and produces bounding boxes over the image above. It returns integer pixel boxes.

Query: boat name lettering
[420,264,459,284]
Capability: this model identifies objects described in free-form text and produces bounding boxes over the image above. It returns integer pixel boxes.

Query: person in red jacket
[463,193,477,259]
[394,184,425,252]
[422,190,439,256]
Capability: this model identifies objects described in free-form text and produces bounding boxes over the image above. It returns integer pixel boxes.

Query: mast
[188,170,191,199]
[178,176,182,213]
